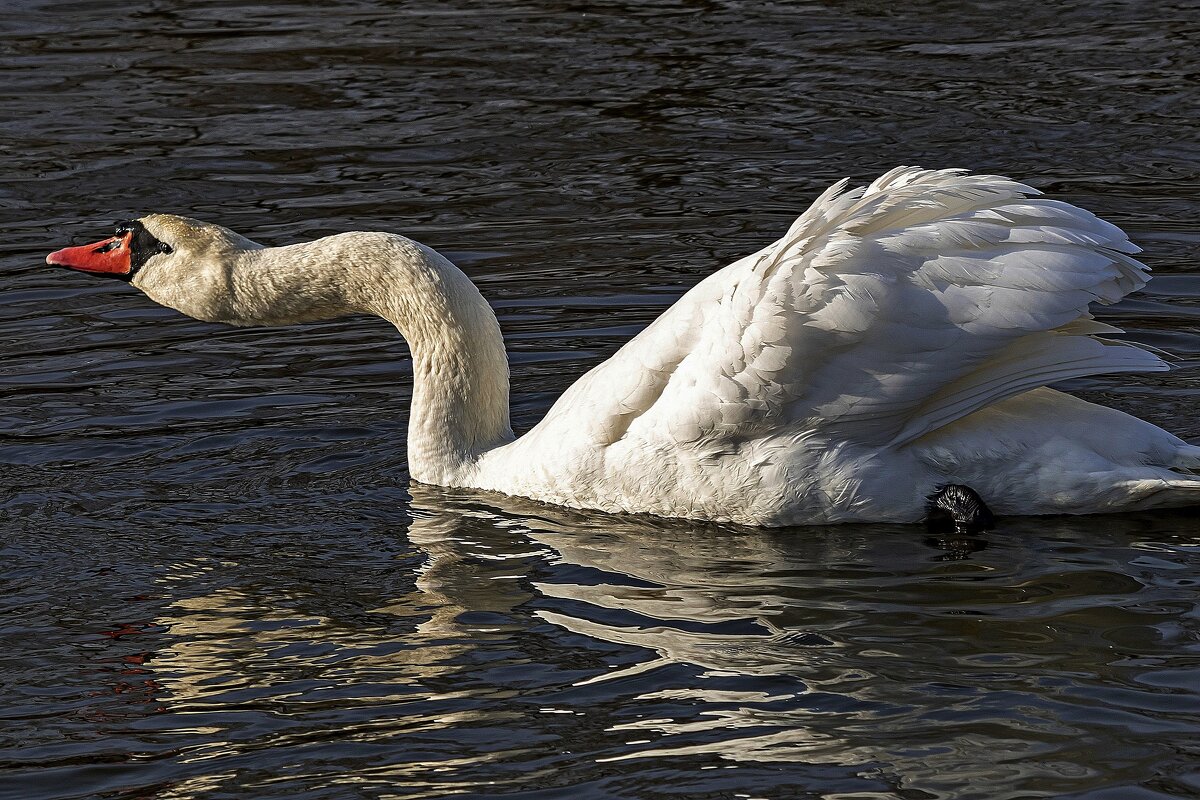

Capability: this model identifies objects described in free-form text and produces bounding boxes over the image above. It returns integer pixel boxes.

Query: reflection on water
[6,481,1196,798]
[2,0,1199,797]
[51,485,1191,799]
[409,489,1200,797]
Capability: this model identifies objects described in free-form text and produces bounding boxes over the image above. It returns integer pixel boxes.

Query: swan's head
[47,214,263,324]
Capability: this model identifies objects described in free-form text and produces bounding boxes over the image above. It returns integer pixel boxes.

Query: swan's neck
[215,233,514,483]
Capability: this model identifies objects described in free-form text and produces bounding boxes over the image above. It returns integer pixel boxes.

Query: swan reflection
[401,486,1194,791]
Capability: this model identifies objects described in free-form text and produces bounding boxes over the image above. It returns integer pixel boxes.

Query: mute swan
[46,167,1200,526]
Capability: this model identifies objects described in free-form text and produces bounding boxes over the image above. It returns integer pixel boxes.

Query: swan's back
[475,168,1194,524]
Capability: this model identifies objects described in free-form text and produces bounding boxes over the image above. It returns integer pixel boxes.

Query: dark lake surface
[2,2,1199,798]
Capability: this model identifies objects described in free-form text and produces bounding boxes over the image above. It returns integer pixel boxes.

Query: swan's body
[48,168,1200,525]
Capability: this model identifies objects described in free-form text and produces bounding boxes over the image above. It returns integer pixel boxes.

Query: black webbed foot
[925,484,995,534]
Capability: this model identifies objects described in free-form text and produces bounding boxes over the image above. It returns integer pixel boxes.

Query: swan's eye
[156,242,173,255]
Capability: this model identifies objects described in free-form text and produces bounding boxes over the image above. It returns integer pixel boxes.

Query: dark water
[2,2,1199,798]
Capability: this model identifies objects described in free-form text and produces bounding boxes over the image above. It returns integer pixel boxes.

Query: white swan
[46,167,1200,526]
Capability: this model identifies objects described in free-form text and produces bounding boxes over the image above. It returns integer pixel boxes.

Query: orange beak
[46,231,134,275]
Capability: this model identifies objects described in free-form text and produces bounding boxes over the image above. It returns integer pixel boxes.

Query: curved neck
[228,234,514,483]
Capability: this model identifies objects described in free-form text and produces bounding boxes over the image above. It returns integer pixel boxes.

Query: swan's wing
[527,167,1167,454]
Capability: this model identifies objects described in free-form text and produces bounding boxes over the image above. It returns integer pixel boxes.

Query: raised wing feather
[528,167,1167,455]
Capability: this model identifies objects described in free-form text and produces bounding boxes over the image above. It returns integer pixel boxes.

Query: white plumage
[51,167,1200,525]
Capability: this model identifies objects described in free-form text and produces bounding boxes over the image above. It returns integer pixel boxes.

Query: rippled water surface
[2,2,1199,798]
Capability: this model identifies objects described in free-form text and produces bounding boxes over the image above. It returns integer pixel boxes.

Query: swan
[46,167,1200,526]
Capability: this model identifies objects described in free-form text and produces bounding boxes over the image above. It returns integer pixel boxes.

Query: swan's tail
[1120,459,1200,512]
[1130,481,1200,511]
[1168,443,1200,473]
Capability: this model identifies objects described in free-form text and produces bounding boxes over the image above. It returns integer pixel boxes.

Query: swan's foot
[925,484,995,533]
